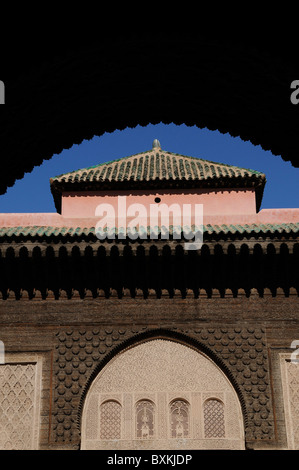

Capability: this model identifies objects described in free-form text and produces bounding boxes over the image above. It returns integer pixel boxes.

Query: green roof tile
[50,148,265,187]
[0,223,298,239]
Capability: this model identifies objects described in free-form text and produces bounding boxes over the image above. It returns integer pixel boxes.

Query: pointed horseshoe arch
[80,331,246,450]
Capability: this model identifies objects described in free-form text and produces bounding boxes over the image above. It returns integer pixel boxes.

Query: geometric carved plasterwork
[186,326,273,443]
[52,326,273,448]
[81,339,245,450]
[136,400,155,439]
[203,399,225,438]
[0,355,42,450]
[52,327,140,445]
[170,399,190,439]
[99,400,122,440]
[280,354,299,449]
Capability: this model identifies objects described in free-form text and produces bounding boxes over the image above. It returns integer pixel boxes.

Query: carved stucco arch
[79,329,246,450]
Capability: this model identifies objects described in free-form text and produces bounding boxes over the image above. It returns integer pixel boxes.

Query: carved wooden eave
[0,228,297,301]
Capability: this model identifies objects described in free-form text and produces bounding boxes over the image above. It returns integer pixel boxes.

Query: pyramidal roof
[50,140,266,213]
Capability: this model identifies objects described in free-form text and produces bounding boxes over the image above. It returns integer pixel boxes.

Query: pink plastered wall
[0,208,298,228]
[61,188,257,219]
[0,187,298,228]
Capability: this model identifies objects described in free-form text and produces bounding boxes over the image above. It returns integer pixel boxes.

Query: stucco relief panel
[81,339,244,449]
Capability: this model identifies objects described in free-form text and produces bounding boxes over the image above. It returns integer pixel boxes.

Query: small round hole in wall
[154,197,161,203]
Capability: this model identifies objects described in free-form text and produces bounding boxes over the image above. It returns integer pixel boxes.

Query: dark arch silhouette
[77,328,248,440]
[0,29,298,198]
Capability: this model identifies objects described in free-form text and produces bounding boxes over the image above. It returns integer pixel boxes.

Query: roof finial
[152,139,161,150]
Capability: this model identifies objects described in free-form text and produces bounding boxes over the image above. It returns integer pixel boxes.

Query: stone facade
[0,143,298,450]
[0,290,298,450]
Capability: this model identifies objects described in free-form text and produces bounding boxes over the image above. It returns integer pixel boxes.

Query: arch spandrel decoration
[81,339,245,450]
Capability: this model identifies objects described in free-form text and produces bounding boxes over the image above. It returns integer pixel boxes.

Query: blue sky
[0,123,298,213]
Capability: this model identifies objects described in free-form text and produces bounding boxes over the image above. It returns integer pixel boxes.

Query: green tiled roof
[50,145,266,213]
[0,223,297,239]
[51,150,264,184]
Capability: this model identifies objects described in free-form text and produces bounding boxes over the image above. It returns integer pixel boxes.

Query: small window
[203,399,225,438]
[170,399,190,438]
[136,400,155,439]
[100,400,122,440]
